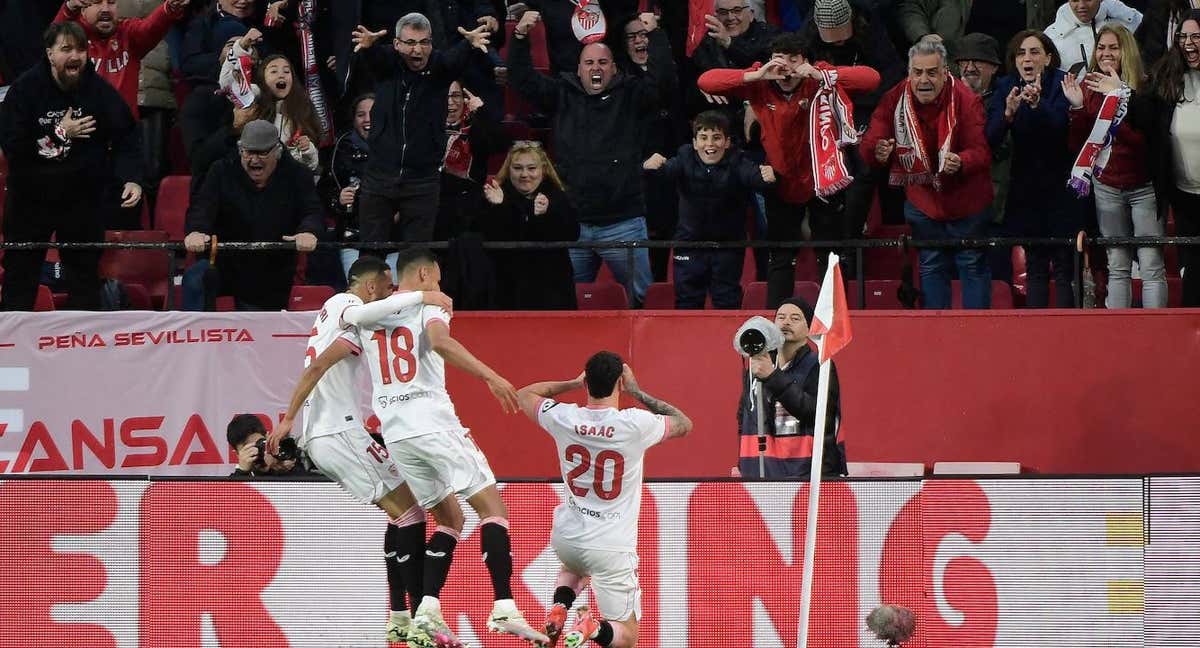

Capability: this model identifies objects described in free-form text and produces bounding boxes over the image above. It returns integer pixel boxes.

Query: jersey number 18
[372,327,416,384]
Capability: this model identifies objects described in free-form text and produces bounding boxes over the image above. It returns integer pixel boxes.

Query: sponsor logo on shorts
[376,391,432,409]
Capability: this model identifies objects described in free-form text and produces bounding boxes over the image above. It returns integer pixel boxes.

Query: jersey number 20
[372,327,416,384]
[564,444,624,500]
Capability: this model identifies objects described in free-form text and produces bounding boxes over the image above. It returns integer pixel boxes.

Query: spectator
[182,119,322,310]
[508,11,672,307]
[438,80,510,241]
[179,32,257,158]
[1136,0,1198,68]
[1045,0,1142,73]
[479,141,578,310]
[350,13,491,249]
[642,110,776,309]
[53,0,187,117]
[955,33,1009,224]
[322,92,373,277]
[737,297,847,479]
[803,0,906,264]
[1128,10,1200,306]
[0,21,143,311]
[326,0,443,101]
[692,0,781,72]
[180,0,261,85]
[864,40,994,309]
[987,30,1079,308]
[1064,25,1163,308]
[227,413,310,478]
[522,0,640,77]
[897,0,1058,59]
[698,32,881,308]
[252,53,322,172]
[615,12,686,282]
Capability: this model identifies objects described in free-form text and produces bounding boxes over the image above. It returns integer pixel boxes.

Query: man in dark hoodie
[643,110,775,309]
[509,10,672,307]
[0,21,143,310]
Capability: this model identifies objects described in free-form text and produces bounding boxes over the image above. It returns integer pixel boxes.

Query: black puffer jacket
[361,39,476,181]
[477,180,578,310]
[646,144,772,241]
[508,28,673,225]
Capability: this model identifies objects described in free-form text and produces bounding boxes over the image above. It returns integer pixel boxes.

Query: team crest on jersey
[540,399,559,413]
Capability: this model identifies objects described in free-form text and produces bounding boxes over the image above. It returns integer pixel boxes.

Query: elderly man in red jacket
[698,31,880,308]
[864,39,994,309]
[55,0,188,118]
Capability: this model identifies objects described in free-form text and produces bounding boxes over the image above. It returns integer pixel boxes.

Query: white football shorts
[306,429,406,505]
[385,429,496,509]
[552,538,642,622]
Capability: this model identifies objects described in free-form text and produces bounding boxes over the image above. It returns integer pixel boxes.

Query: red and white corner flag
[797,252,851,648]
[808,252,853,363]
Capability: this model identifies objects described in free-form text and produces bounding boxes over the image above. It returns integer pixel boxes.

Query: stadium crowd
[0,0,1197,312]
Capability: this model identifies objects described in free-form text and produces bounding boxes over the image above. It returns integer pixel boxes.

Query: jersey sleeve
[632,409,668,449]
[421,305,451,328]
[335,294,365,330]
[336,329,362,354]
[536,400,572,440]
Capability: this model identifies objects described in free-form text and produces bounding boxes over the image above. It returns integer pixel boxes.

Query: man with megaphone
[734,297,847,479]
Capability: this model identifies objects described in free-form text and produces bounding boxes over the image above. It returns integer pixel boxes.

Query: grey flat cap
[238,119,280,152]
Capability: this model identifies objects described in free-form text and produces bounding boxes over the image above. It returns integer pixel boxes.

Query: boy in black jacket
[643,110,774,309]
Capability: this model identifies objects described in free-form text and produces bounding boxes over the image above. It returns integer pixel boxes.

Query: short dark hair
[692,110,731,137]
[584,351,624,398]
[44,21,87,50]
[227,414,265,449]
[394,247,439,277]
[769,31,806,57]
[348,255,390,286]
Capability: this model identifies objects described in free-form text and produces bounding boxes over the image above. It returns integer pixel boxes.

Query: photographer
[227,413,311,479]
[736,298,847,479]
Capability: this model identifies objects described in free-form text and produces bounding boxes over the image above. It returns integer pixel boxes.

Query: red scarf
[890,76,958,190]
[808,69,858,198]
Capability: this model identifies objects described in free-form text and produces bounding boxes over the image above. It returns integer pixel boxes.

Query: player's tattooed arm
[621,364,693,438]
[517,373,585,421]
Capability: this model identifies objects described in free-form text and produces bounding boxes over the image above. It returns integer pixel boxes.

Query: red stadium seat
[740,281,820,309]
[846,280,903,309]
[98,230,172,309]
[34,285,55,312]
[576,282,628,310]
[155,175,191,241]
[642,282,675,309]
[287,284,335,311]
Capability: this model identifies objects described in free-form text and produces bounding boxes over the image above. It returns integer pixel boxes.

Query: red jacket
[1067,88,1150,190]
[55,2,183,118]
[864,78,993,221]
[698,62,880,205]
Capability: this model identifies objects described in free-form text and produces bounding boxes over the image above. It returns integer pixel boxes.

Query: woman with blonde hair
[480,142,578,310]
[1064,24,1165,308]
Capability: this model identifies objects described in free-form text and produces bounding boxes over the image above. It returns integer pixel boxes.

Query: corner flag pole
[798,252,843,648]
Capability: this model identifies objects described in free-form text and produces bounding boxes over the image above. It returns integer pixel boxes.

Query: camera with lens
[254,436,299,464]
[733,316,784,357]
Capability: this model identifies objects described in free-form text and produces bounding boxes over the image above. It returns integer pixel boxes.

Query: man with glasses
[183,120,323,310]
[692,0,779,73]
[347,13,491,259]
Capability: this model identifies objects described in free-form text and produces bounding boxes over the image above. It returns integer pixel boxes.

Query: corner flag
[808,253,852,363]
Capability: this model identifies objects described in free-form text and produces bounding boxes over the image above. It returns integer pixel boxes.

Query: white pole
[797,344,832,648]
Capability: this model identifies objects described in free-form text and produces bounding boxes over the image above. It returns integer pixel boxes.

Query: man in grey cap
[183,119,324,310]
[954,32,1001,96]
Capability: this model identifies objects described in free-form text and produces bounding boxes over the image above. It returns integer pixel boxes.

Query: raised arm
[341,291,454,327]
[426,319,519,413]
[517,374,585,422]
[507,11,560,112]
[620,364,691,439]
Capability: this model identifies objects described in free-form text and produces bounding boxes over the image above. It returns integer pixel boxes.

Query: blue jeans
[904,203,993,309]
[340,249,399,283]
[570,216,653,306]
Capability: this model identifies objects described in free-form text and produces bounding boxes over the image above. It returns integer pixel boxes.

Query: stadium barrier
[2,475,1196,648]
[1,309,1198,478]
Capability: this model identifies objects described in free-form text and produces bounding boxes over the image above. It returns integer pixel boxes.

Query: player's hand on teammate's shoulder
[487,374,521,414]
[421,290,454,315]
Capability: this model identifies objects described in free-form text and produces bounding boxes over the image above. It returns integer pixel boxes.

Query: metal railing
[6,234,1198,310]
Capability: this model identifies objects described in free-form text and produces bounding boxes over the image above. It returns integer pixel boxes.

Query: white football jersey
[358,302,463,442]
[300,293,367,447]
[537,400,668,552]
